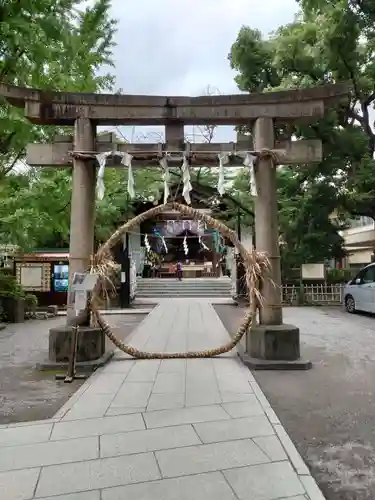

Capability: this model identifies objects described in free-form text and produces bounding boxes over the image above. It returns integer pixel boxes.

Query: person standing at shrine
[176,261,183,281]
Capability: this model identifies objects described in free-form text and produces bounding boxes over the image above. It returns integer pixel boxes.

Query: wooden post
[253,118,282,325]
[55,325,87,382]
[67,118,96,324]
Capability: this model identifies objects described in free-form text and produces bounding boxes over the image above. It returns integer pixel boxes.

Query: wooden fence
[282,283,344,306]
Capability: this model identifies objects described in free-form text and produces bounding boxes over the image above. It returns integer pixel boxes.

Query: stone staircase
[136,277,233,298]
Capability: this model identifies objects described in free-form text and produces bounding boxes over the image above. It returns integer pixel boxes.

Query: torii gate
[0,82,349,369]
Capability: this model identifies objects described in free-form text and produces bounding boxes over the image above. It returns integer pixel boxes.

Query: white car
[343,263,375,314]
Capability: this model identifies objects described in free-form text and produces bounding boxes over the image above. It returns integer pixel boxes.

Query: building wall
[240,226,253,251]
[123,225,143,275]
[340,216,375,268]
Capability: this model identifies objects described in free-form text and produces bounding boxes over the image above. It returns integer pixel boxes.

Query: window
[53,264,69,292]
[360,266,375,284]
[348,216,374,229]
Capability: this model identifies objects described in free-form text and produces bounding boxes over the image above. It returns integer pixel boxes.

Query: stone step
[137,287,231,292]
[136,292,231,299]
[137,285,231,289]
[136,277,232,298]
[137,290,231,295]
[136,280,231,286]
[137,278,231,280]
[137,292,231,295]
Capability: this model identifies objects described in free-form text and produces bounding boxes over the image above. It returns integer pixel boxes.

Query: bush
[25,293,38,312]
[0,269,25,322]
[326,268,353,284]
[0,268,24,298]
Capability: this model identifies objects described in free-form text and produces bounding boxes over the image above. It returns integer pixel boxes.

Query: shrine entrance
[0,81,349,367]
[131,181,242,280]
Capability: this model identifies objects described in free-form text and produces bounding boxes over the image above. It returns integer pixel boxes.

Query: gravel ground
[215,304,375,500]
[0,312,149,425]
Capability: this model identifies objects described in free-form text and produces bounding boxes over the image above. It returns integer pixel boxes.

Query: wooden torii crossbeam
[0,81,350,369]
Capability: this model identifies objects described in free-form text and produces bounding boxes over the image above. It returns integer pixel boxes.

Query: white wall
[240,226,253,251]
[123,225,143,275]
[346,248,373,266]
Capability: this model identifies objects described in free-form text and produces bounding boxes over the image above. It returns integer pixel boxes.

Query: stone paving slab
[0,436,98,472]
[35,452,160,498]
[38,493,101,500]
[155,438,270,478]
[50,413,145,440]
[101,471,237,500]
[100,424,201,458]
[0,300,324,500]
[224,462,307,500]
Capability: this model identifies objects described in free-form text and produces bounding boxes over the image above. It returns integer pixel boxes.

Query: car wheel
[345,295,356,313]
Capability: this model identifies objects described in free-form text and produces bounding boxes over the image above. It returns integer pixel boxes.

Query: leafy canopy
[229,0,375,265]
[0,0,118,249]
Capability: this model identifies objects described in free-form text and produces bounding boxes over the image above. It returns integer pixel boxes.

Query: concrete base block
[248,324,301,361]
[48,325,105,363]
[239,352,312,371]
[238,323,312,371]
[36,351,114,372]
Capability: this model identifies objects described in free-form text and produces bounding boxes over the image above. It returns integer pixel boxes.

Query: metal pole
[120,232,131,308]
[236,208,242,297]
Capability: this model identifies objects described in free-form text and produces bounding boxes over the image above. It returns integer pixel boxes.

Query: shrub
[0,268,25,321]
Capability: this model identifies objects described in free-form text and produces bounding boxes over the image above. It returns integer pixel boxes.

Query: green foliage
[0,0,117,174]
[24,293,38,317]
[95,167,163,244]
[277,168,347,270]
[229,0,375,267]
[0,268,24,299]
[0,0,119,249]
[0,168,72,248]
[326,267,353,284]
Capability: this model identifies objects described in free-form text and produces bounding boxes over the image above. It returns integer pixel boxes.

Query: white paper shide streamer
[160,156,170,204]
[161,236,168,253]
[144,234,151,253]
[121,152,135,199]
[95,151,112,200]
[243,153,258,197]
[217,153,229,196]
[181,156,192,205]
[199,235,209,251]
[183,236,188,255]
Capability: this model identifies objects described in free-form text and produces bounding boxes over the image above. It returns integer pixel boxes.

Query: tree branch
[1,149,23,175]
[336,47,375,155]
[347,108,365,126]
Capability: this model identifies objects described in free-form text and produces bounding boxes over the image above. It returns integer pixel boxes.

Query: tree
[1,0,116,172]
[0,0,117,248]
[277,168,346,275]
[228,0,375,263]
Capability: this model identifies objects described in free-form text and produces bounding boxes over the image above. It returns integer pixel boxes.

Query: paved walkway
[0,300,324,500]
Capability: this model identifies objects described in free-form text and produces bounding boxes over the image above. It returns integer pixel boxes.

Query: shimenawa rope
[88,201,268,359]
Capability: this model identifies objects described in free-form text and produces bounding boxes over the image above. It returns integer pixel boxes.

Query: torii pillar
[49,119,107,369]
[66,118,96,323]
[245,118,310,369]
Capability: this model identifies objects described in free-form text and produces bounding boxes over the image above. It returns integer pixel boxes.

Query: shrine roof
[133,181,254,218]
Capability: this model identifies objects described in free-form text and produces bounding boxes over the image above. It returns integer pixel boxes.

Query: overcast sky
[101,0,299,141]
